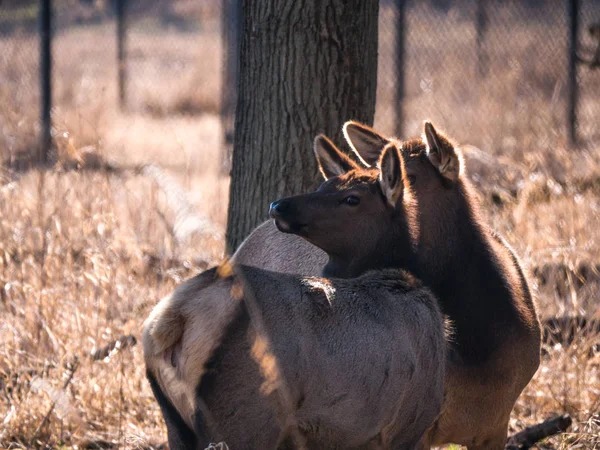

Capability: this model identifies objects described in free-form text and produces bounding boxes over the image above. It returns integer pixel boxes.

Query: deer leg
[466,426,509,450]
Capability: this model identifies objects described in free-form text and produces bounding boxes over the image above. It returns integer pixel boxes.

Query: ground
[0,1,599,449]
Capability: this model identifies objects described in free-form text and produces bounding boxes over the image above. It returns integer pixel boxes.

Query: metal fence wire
[377,0,600,150]
[0,0,599,169]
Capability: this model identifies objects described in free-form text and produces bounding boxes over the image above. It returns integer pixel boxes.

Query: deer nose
[269,200,289,218]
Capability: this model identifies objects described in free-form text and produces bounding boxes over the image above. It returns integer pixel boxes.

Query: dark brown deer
[143,140,446,449]
[336,121,541,449]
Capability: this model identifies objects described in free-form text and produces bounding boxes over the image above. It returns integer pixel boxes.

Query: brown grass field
[1,1,599,448]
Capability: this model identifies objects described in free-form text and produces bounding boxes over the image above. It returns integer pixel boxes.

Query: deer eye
[344,195,360,206]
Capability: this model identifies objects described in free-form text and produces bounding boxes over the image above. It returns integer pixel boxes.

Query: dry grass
[1,1,600,449]
[0,166,227,448]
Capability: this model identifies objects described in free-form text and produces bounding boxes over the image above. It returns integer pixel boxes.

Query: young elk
[143,141,446,450]
[333,121,541,449]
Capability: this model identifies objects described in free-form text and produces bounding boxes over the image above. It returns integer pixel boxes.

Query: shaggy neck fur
[415,180,534,365]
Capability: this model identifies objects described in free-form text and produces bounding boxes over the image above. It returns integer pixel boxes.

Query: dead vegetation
[0,1,599,449]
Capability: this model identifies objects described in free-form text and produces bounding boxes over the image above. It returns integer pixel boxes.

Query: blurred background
[1,0,599,448]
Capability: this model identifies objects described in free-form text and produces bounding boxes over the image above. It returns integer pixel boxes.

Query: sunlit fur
[144,264,445,449]
[344,121,541,450]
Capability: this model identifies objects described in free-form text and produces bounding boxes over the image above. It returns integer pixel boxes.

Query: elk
[340,121,541,449]
[144,140,446,449]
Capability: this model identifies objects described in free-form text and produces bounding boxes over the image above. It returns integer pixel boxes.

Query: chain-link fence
[0,1,40,167]
[376,0,600,153]
[1,0,599,171]
[0,0,224,173]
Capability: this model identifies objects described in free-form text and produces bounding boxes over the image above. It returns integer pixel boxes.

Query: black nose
[269,200,288,218]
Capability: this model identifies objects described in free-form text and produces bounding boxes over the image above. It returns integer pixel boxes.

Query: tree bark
[220,0,242,173]
[226,0,379,253]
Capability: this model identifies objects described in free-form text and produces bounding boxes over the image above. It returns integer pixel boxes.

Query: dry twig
[90,334,137,361]
[505,415,573,449]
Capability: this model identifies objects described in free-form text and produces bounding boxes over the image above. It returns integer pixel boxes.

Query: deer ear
[378,144,405,207]
[343,121,390,167]
[423,121,461,181]
[314,135,360,180]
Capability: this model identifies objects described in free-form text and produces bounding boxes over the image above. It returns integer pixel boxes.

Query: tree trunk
[226,0,379,253]
[220,0,241,173]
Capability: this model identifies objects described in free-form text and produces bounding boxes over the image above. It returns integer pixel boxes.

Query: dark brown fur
[271,170,418,279]
[341,121,541,449]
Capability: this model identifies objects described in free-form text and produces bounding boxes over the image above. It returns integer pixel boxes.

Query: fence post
[117,0,128,110]
[476,0,488,78]
[40,0,52,164]
[395,0,406,138]
[220,0,241,172]
[567,0,579,146]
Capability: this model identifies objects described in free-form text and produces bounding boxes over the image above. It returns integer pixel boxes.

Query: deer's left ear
[378,144,406,207]
[314,134,360,180]
[423,121,461,181]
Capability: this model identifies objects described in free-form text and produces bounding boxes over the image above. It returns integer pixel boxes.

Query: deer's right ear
[423,121,461,181]
[314,135,360,180]
[343,121,390,167]
[378,144,406,207]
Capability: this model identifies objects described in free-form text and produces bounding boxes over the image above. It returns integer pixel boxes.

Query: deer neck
[322,224,417,279]
[417,198,522,365]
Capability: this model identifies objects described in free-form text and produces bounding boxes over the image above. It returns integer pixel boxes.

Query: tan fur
[147,264,446,448]
[143,267,242,429]
[426,232,540,448]
[143,293,179,357]
[232,220,327,275]
[143,224,327,431]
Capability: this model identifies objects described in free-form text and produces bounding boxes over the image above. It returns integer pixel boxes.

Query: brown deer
[144,140,446,449]
[337,121,541,449]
